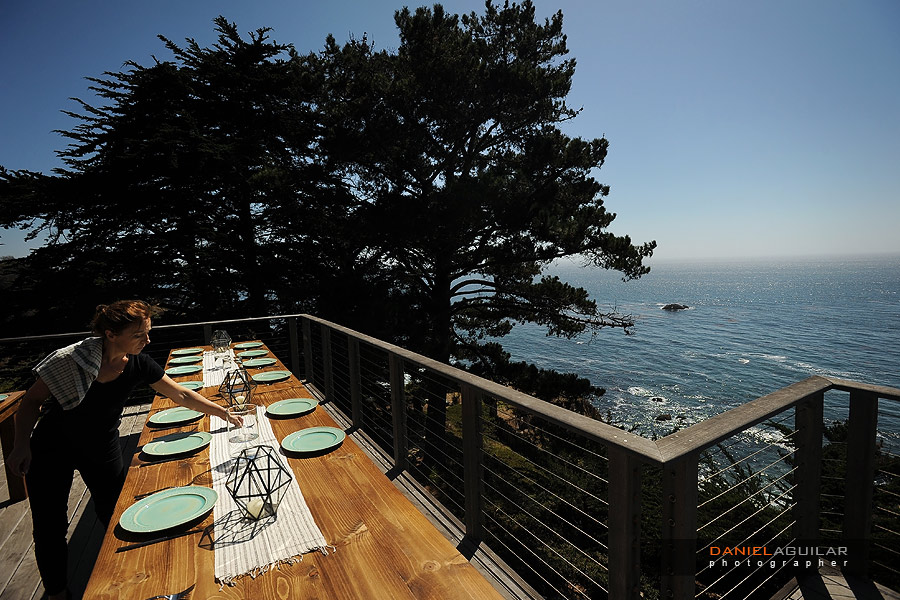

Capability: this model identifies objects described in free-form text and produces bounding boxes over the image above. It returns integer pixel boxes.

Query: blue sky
[2,0,899,260]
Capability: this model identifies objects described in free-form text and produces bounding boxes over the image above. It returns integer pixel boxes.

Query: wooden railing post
[302,319,313,384]
[608,448,641,600]
[389,354,408,471]
[321,324,334,402]
[660,453,699,600]
[794,392,824,543]
[461,384,484,541]
[287,317,300,376]
[348,337,362,428]
[842,390,878,576]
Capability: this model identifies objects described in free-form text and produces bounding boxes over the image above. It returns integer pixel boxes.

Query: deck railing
[2,314,898,599]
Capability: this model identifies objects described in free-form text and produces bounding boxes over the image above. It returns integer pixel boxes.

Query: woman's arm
[8,377,52,476]
[150,375,241,425]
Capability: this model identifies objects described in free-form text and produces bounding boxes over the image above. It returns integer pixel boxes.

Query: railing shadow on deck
[2,314,898,600]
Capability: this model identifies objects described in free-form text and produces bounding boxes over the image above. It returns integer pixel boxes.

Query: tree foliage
[1,2,655,385]
[2,18,330,325]
[313,1,655,364]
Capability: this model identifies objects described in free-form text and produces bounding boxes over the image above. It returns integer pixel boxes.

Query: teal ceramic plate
[242,357,277,368]
[142,431,212,457]
[0,394,8,402]
[267,398,317,417]
[171,347,204,356]
[252,370,291,384]
[119,486,218,533]
[234,342,263,349]
[169,356,203,365]
[181,381,204,390]
[237,349,268,358]
[281,426,345,454]
[165,365,202,376]
[148,406,203,426]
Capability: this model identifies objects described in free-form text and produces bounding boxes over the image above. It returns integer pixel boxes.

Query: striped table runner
[208,407,330,585]
[202,350,236,388]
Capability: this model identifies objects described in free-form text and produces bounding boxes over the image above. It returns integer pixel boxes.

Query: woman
[7,300,239,600]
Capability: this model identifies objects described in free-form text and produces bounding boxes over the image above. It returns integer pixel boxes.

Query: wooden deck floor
[0,400,151,600]
[774,567,900,600]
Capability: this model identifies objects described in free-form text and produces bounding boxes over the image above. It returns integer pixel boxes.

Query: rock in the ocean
[655,413,672,421]
[662,303,689,311]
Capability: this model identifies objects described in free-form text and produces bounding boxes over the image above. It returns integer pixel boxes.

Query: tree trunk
[423,265,452,463]
[237,189,266,317]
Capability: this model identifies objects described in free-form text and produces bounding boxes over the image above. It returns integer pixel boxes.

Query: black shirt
[39,352,165,438]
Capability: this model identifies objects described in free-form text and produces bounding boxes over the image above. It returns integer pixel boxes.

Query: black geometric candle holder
[219,367,257,407]
[226,445,292,520]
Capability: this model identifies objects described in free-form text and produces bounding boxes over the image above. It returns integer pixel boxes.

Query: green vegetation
[0,2,653,408]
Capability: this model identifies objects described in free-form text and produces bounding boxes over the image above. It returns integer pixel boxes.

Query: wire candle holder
[219,367,257,406]
[226,445,291,520]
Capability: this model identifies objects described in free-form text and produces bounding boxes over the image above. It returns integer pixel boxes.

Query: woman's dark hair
[90,300,154,336]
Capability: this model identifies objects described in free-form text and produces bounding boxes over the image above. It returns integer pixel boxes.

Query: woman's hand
[224,410,244,428]
[152,375,244,426]
[7,443,32,478]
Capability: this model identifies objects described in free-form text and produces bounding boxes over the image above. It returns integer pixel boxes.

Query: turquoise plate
[234,342,263,349]
[171,347,204,356]
[237,349,268,358]
[119,486,218,533]
[242,357,277,368]
[252,370,291,384]
[169,356,203,365]
[281,426,345,454]
[267,398,317,417]
[181,381,204,390]
[148,406,204,426]
[0,394,8,402]
[142,431,212,457]
[165,365,202,376]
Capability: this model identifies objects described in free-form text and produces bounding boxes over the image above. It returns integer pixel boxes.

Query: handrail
[302,314,900,466]
[6,313,897,464]
[302,314,664,463]
[654,376,834,463]
[0,313,309,344]
[824,377,900,401]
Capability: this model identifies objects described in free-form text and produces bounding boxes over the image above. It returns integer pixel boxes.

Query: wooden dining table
[83,342,506,599]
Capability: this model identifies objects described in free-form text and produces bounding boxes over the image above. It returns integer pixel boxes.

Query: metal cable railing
[869,401,900,590]
[299,317,900,600]
[476,400,611,598]
[693,410,800,599]
[7,314,900,600]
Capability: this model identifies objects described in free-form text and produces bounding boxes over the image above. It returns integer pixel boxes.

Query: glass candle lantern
[219,367,257,406]
[226,445,292,520]
[211,329,232,353]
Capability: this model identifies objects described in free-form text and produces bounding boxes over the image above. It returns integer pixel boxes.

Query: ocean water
[498,254,900,438]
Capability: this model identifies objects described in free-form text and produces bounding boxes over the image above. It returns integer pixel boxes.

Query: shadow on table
[199,509,276,549]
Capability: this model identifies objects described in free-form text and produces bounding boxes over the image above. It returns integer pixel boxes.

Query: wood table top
[0,390,25,421]
[84,342,505,599]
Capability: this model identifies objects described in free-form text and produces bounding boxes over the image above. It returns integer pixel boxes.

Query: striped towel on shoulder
[33,337,103,410]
